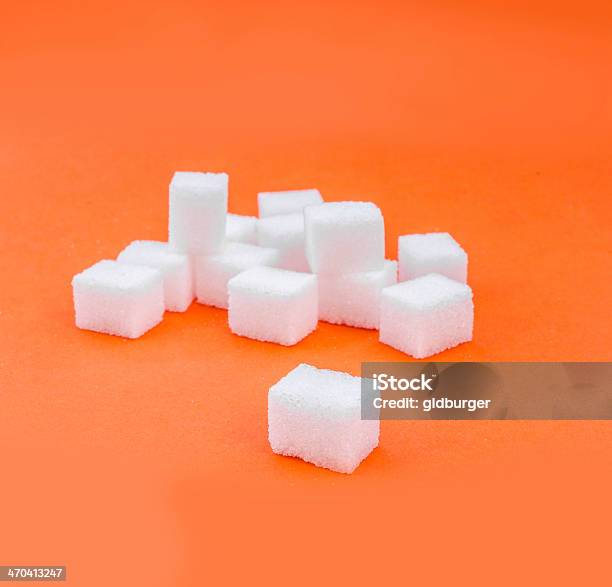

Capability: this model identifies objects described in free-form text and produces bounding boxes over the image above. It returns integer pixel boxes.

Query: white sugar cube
[168,171,228,254]
[379,273,473,358]
[116,240,193,312]
[268,363,379,474]
[226,213,257,244]
[398,232,467,283]
[258,189,323,218]
[257,213,309,272]
[318,260,397,329]
[228,267,318,346]
[72,260,164,339]
[195,242,280,309]
[305,202,385,274]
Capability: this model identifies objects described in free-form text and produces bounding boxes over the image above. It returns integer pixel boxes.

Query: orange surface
[1,1,611,585]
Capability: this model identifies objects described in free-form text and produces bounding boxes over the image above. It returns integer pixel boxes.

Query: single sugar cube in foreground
[305,201,385,274]
[228,267,318,346]
[116,240,193,312]
[195,242,280,309]
[168,171,228,254]
[268,363,379,474]
[226,213,258,244]
[318,260,397,329]
[257,212,309,272]
[72,260,164,338]
[257,188,323,218]
[379,273,473,358]
[398,232,467,283]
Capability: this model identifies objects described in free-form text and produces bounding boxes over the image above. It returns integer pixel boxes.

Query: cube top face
[258,189,323,218]
[270,363,362,417]
[304,201,385,274]
[382,273,472,310]
[399,232,465,260]
[170,171,228,198]
[257,213,304,243]
[305,201,381,226]
[117,241,186,272]
[72,260,161,293]
[399,232,467,282]
[226,213,257,243]
[209,242,280,272]
[229,266,316,298]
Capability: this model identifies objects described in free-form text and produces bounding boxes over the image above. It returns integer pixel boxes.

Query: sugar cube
[116,240,193,312]
[72,260,164,338]
[304,202,385,274]
[226,213,258,244]
[258,189,323,218]
[379,273,473,358]
[318,260,397,329]
[195,242,280,309]
[228,267,318,346]
[168,171,228,254]
[268,363,379,474]
[257,213,309,273]
[398,232,467,283]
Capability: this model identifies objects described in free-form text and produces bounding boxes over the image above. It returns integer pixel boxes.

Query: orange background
[1,1,611,585]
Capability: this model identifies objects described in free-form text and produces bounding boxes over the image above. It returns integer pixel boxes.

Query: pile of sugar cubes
[72,171,474,473]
